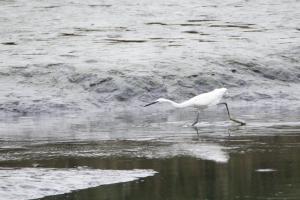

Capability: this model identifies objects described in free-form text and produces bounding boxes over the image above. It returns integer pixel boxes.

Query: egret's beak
[144,101,158,107]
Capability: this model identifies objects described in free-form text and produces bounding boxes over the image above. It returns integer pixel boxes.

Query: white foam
[0,167,157,200]
[256,168,277,172]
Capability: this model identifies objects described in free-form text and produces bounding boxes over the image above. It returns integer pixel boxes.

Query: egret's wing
[184,88,226,107]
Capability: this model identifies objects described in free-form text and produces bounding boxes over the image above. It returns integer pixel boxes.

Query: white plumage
[144,88,245,126]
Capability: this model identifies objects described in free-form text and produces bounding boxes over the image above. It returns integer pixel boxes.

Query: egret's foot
[230,118,246,126]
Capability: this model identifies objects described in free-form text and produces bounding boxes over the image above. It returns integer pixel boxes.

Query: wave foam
[0,167,157,200]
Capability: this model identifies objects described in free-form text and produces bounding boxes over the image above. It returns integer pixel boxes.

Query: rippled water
[0,0,299,113]
[1,0,300,199]
[0,107,300,199]
[0,168,156,200]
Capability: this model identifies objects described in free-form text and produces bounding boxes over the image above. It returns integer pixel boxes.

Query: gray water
[0,0,300,113]
[1,0,300,199]
[0,107,300,200]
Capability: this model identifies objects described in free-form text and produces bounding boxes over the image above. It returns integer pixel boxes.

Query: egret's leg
[192,111,200,126]
[219,103,246,126]
[220,103,231,118]
[193,126,200,136]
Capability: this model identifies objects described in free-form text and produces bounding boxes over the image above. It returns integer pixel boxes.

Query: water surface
[0,108,300,200]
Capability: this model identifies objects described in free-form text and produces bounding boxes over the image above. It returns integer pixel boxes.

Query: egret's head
[156,98,168,102]
[144,98,168,107]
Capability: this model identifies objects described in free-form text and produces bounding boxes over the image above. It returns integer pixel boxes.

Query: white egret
[144,88,245,126]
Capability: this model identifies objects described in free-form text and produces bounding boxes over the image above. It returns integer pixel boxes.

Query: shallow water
[0,107,300,200]
[1,0,300,198]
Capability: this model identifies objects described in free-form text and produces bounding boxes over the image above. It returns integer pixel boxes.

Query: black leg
[218,103,246,126]
[193,126,200,136]
[192,111,200,126]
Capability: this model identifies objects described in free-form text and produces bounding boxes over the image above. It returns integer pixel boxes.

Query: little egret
[144,88,245,126]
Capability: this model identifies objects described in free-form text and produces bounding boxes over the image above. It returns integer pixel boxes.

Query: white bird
[144,88,245,126]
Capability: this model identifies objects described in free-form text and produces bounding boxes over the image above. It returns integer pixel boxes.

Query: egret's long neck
[161,99,185,108]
